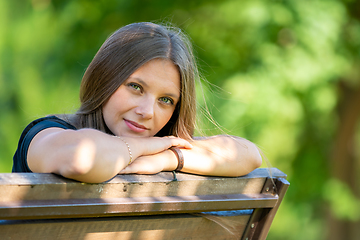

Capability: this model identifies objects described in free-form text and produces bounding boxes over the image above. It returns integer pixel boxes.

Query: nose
[135,97,154,119]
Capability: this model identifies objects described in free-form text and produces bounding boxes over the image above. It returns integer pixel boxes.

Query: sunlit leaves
[1,1,359,239]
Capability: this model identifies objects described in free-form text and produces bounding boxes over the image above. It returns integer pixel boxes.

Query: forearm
[28,128,192,183]
[29,128,136,183]
[120,135,262,177]
[56,133,129,183]
[180,135,262,177]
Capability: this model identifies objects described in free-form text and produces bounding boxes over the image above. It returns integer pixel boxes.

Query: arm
[28,128,192,183]
[119,135,262,177]
[182,135,262,176]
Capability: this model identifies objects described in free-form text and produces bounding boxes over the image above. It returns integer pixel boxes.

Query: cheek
[155,108,176,130]
[102,97,120,126]
[162,113,173,126]
[102,104,113,130]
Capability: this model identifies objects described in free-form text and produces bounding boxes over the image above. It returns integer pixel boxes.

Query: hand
[123,136,192,158]
[118,149,177,175]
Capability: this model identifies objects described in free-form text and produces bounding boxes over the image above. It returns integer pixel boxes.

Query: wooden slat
[0,168,289,240]
[0,168,286,202]
[0,211,252,240]
[0,193,278,220]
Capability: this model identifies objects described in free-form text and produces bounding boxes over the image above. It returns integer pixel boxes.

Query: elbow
[62,159,93,177]
[60,138,118,183]
[253,148,263,169]
[58,138,99,181]
[59,160,110,184]
[247,144,262,171]
[233,144,262,177]
[72,138,97,174]
[58,157,94,180]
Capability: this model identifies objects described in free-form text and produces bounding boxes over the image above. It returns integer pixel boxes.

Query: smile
[124,119,148,133]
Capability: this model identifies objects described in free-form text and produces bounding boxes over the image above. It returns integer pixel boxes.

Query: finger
[161,136,192,149]
[118,160,139,174]
[119,165,159,175]
[170,138,193,149]
[119,160,150,174]
[118,166,132,174]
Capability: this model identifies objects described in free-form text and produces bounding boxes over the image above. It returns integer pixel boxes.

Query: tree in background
[0,0,359,239]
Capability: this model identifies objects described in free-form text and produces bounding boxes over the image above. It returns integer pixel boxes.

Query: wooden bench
[0,168,289,240]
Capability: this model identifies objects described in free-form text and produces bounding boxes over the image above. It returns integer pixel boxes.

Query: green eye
[131,84,140,90]
[159,97,174,105]
[128,83,142,91]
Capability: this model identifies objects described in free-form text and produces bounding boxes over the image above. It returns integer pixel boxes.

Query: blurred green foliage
[1,0,360,239]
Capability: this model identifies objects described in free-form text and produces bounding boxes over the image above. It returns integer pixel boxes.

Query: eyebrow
[129,77,149,88]
[128,77,180,100]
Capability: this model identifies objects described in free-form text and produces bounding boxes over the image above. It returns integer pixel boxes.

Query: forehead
[130,59,181,96]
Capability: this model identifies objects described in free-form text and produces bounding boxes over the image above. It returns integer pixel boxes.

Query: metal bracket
[241,177,290,240]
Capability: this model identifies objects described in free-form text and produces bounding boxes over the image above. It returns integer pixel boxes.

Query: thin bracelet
[169,147,184,172]
[115,136,133,166]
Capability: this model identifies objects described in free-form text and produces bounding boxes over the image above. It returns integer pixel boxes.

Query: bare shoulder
[192,135,244,141]
[31,127,70,144]
[27,127,77,172]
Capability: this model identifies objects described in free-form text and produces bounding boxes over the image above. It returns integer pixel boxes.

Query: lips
[124,119,148,133]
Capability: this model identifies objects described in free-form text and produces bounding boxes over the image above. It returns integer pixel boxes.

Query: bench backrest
[0,168,289,240]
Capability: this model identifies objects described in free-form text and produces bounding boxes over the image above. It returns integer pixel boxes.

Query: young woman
[13,22,262,183]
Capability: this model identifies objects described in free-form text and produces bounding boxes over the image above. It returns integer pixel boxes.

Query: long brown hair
[69,22,198,140]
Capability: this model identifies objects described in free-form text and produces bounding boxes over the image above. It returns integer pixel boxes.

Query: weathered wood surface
[0,168,286,201]
[0,168,289,240]
[0,193,278,220]
[0,168,285,220]
[0,211,252,240]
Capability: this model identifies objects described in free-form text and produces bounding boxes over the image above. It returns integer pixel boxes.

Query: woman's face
[102,58,180,137]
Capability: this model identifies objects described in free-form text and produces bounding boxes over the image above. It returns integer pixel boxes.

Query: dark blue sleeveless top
[12,116,76,172]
